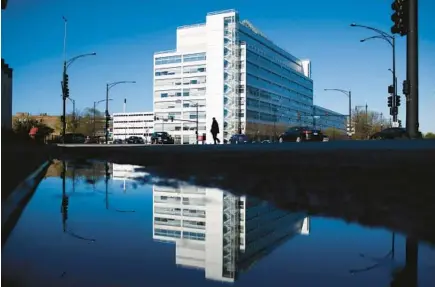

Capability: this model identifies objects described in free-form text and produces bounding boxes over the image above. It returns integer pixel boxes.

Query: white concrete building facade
[112,112,154,142]
[154,9,344,144]
[152,184,309,282]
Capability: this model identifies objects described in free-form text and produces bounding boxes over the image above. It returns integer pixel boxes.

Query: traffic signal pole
[392,36,398,122]
[407,0,419,138]
[105,83,109,144]
[62,62,67,143]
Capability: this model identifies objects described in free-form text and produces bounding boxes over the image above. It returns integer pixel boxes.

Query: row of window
[113,120,153,123]
[113,113,153,117]
[154,125,207,132]
[246,109,313,124]
[155,87,206,98]
[155,53,206,65]
[247,74,312,105]
[246,86,312,112]
[238,26,304,78]
[246,58,312,95]
[154,65,207,77]
[155,77,207,87]
[154,228,181,238]
[113,126,153,130]
[154,101,206,110]
[154,196,206,206]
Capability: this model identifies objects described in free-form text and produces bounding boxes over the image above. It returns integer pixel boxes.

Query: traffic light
[391,0,409,36]
[388,96,393,107]
[388,85,394,94]
[169,116,174,122]
[398,120,402,127]
[395,95,401,107]
[402,80,410,95]
[63,73,70,98]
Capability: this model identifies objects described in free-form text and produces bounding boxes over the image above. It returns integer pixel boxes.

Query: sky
[1,0,434,132]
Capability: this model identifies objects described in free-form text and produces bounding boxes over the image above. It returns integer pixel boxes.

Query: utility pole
[93,101,97,137]
[407,0,419,138]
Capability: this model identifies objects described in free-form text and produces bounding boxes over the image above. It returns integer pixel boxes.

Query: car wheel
[296,137,301,142]
[279,137,284,143]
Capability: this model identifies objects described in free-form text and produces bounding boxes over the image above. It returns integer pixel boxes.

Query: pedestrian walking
[210,117,220,144]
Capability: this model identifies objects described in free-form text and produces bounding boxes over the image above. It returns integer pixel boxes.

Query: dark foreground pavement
[60,140,435,244]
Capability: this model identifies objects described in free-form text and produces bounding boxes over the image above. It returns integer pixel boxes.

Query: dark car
[62,133,86,144]
[151,132,174,144]
[113,139,124,144]
[369,127,422,140]
[85,136,99,144]
[126,136,144,144]
[278,126,323,143]
[228,134,249,144]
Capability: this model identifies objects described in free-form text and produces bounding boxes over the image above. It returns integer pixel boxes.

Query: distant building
[313,105,346,132]
[1,59,13,129]
[112,112,154,142]
[2,1,13,130]
[153,9,343,144]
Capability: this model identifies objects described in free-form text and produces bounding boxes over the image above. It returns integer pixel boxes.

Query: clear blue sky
[2,0,434,132]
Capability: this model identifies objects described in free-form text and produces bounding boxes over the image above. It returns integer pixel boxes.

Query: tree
[424,132,435,139]
[54,107,104,136]
[13,115,54,142]
[351,109,390,140]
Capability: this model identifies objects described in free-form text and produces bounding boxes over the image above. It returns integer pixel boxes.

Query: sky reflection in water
[2,162,434,287]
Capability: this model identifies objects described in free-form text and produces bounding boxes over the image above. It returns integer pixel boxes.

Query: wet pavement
[2,161,434,287]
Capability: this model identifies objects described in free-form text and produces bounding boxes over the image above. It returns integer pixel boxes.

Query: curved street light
[324,89,352,138]
[94,99,112,137]
[105,81,136,144]
[350,23,397,123]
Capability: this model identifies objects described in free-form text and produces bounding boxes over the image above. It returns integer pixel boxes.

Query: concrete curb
[1,160,50,228]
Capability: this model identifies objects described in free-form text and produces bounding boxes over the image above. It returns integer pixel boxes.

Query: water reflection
[152,185,310,283]
[2,161,433,287]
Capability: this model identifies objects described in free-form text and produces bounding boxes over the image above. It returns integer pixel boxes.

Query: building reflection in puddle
[152,184,310,283]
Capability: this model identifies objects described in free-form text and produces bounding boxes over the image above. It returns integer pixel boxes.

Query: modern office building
[112,112,154,142]
[313,105,347,131]
[152,184,310,282]
[153,9,344,144]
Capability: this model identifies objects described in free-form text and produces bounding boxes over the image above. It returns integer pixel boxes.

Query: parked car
[85,136,99,144]
[151,132,174,144]
[62,133,86,144]
[369,127,422,140]
[113,139,124,144]
[126,136,144,144]
[278,126,324,143]
[228,134,249,144]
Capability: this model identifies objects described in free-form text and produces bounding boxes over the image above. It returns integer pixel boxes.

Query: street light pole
[67,97,76,132]
[324,89,352,138]
[105,81,136,144]
[351,23,397,123]
[61,17,96,143]
[94,99,112,137]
